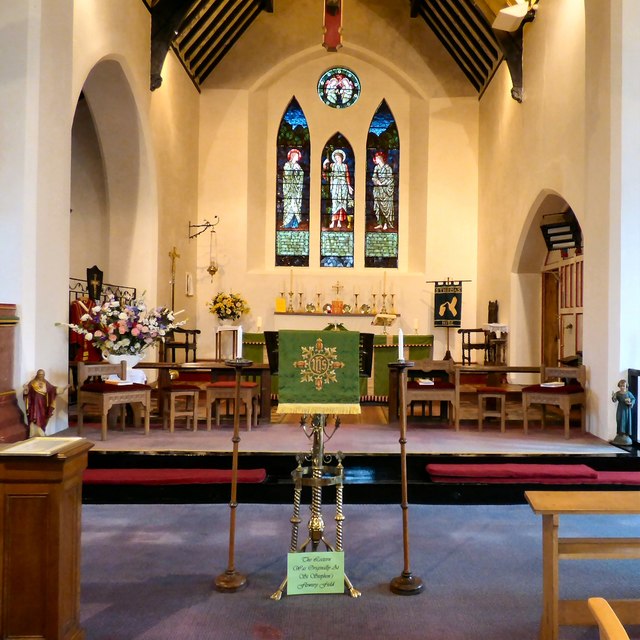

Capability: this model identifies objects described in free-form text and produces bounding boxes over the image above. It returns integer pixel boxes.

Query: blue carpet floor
[81,503,640,639]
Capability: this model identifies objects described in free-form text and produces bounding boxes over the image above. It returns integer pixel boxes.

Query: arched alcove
[511,190,583,367]
[70,59,158,298]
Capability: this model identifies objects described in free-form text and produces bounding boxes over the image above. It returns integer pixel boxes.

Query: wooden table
[137,361,272,421]
[525,490,640,640]
[388,363,540,425]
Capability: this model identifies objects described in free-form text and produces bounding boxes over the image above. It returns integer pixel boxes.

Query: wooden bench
[526,490,640,640]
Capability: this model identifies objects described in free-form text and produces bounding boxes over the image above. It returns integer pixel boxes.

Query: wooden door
[541,270,559,367]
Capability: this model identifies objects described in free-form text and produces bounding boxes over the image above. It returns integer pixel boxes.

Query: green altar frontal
[242,331,433,403]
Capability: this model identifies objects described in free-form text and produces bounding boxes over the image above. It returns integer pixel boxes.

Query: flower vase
[218,318,237,326]
[103,353,144,369]
[102,352,145,383]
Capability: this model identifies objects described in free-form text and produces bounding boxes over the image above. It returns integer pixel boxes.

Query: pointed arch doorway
[514,192,583,368]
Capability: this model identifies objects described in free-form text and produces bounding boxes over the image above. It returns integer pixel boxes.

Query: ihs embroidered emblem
[293,337,345,390]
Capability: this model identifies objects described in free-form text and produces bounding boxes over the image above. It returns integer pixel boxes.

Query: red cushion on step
[426,463,598,479]
[83,468,266,485]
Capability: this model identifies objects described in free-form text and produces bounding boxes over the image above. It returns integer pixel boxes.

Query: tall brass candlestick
[214,356,253,593]
[388,359,424,596]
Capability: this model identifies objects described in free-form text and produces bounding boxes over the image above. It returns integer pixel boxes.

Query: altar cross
[169,246,180,309]
[332,280,344,298]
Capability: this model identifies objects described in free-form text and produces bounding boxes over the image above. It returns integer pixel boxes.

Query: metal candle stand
[214,357,253,593]
[388,360,424,595]
[271,413,361,599]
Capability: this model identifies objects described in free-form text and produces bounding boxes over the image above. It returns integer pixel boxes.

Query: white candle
[256,316,262,332]
[398,328,404,361]
[383,270,387,294]
[289,268,293,292]
[237,326,243,359]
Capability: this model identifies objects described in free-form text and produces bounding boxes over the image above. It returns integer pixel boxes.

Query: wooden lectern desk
[0,437,93,640]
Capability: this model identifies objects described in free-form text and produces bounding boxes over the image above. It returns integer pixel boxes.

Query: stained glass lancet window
[275,97,310,267]
[365,100,399,268]
[320,133,355,267]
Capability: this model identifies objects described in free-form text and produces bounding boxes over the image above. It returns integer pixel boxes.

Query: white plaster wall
[0,1,199,431]
[583,0,640,440]
[0,1,74,429]
[70,99,109,277]
[73,0,200,322]
[478,2,589,390]
[73,1,159,306]
[197,47,479,358]
[426,98,479,359]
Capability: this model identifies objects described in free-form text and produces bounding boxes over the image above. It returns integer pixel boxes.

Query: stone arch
[510,190,582,367]
[70,58,158,300]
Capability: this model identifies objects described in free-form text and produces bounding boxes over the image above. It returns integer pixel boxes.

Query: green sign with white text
[287,551,345,595]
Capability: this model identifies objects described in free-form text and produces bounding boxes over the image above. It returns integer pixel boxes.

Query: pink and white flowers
[61,295,184,356]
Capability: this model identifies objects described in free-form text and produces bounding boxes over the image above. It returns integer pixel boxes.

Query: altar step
[82,448,640,506]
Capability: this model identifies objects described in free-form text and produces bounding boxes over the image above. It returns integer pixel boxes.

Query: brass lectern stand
[271,414,360,599]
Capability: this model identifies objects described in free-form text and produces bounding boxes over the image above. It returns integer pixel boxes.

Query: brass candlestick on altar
[391,294,396,314]
[316,292,322,311]
[381,293,388,313]
[354,293,359,310]
[388,359,424,596]
[287,291,294,313]
[214,356,253,593]
[297,292,303,312]
[372,293,378,315]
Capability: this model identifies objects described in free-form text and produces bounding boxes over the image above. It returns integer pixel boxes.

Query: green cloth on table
[277,330,361,414]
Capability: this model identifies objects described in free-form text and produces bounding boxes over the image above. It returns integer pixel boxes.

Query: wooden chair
[204,381,259,431]
[162,385,200,432]
[405,359,457,427]
[457,328,488,365]
[161,327,201,363]
[77,361,152,441]
[588,597,631,640]
[522,365,586,439]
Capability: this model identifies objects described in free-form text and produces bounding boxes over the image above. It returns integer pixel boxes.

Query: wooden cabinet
[0,303,27,442]
[0,438,92,639]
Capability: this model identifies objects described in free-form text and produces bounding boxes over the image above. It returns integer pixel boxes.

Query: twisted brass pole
[214,357,252,592]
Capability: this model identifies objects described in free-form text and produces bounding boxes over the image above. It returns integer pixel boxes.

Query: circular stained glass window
[317,67,361,109]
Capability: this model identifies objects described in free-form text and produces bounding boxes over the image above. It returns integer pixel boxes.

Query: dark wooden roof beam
[418,10,482,90]
[428,1,491,80]
[179,0,231,57]
[419,6,486,88]
[195,3,261,82]
[188,0,248,70]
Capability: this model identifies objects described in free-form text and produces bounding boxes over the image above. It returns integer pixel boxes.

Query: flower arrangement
[208,292,250,322]
[60,295,185,356]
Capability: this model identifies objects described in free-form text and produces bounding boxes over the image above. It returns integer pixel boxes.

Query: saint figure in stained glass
[372,151,394,230]
[320,133,354,267]
[282,148,304,228]
[323,149,353,229]
[365,100,399,268]
[276,97,310,267]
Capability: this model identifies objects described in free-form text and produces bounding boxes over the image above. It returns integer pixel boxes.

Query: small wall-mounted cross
[332,281,343,297]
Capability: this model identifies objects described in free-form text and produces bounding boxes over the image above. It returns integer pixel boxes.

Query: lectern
[0,437,93,639]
